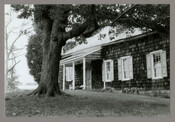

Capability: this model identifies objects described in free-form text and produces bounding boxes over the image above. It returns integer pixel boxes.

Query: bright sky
[5,4,38,90]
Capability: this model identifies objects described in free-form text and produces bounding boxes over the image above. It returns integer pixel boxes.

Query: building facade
[58,32,170,91]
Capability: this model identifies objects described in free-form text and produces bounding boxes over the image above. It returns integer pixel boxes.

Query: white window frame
[150,50,163,79]
[120,56,131,81]
[104,59,113,82]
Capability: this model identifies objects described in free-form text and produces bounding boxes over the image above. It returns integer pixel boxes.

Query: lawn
[5,89,170,117]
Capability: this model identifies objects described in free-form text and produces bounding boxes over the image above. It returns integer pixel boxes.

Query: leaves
[26,33,43,83]
[11,4,33,19]
[11,4,169,38]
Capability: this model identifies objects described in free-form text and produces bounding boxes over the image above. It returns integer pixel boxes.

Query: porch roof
[60,46,102,65]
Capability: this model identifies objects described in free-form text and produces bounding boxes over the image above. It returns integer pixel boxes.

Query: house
[58,28,170,91]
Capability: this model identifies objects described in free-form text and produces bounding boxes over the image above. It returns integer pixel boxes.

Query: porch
[60,46,102,90]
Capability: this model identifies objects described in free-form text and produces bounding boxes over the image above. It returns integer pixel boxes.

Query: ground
[5,89,170,117]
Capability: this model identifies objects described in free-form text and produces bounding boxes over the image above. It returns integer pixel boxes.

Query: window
[146,50,167,79]
[153,52,162,78]
[118,56,133,81]
[102,59,114,82]
[66,66,73,81]
[106,61,111,80]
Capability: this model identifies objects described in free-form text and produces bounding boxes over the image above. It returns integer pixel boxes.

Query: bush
[8,70,21,91]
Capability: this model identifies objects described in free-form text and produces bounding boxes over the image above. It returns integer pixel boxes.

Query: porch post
[72,61,75,90]
[63,64,65,90]
[104,81,106,89]
[83,57,86,89]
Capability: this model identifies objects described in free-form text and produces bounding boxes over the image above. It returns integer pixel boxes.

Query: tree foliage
[26,33,43,83]
[12,5,168,29]
[26,33,77,84]
[8,70,20,91]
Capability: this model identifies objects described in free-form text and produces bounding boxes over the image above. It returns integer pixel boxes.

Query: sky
[5,4,38,90]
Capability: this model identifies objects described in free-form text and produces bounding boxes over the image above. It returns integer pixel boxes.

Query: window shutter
[102,62,105,82]
[110,60,114,81]
[161,51,167,77]
[129,56,133,79]
[118,58,122,80]
[146,54,152,79]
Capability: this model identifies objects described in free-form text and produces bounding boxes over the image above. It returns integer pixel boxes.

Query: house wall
[58,64,84,90]
[102,33,170,90]
[58,60,104,90]
[73,61,103,89]
[58,65,63,90]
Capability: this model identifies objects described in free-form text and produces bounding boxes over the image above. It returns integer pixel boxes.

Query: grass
[5,89,170,117]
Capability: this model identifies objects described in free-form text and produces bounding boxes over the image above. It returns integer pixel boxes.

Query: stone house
[58,30,169,91]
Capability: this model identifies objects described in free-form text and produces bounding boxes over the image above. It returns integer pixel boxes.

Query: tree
[26,32,43,83]
[11,4,169,97]
[8,69,20,91]
[26,33,77,84]
[5,5,32,92]
[63,41,77,53]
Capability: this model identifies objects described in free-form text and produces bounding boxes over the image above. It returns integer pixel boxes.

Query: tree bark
[37,40,62,97]
[29,13,62,96]
[29,7,74,97]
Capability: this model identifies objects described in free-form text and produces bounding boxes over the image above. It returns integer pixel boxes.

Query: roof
[101,31,158,47]
[60,27,157,65]
[60,47,101,65]
[63,27,143,56]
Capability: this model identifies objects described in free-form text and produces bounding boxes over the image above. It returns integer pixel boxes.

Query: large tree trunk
[29,13,64,97]
[37,40,62,97]
[29,5,96,97]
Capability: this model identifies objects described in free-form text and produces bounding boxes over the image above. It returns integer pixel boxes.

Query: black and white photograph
[4,4,170,117]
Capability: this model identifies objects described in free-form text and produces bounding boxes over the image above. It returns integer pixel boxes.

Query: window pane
[153,52,162,78]
[123,59,127,71]
[124,71,126,79]
[106,62,111,80]
[122,58,129,79]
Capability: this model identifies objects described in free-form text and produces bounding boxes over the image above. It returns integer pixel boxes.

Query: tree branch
[8,60,21,73]
[9,47,25,52]
[63,4,139,44]
[63,21,89,41]
[8,32,23,56]
[62,5,97,44]
[5,7,12,29]
[111,4,138,26]
[8,53,24,60]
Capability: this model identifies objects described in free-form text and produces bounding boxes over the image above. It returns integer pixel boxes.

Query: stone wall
[58,65,63,90]
[102,33,170,90]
